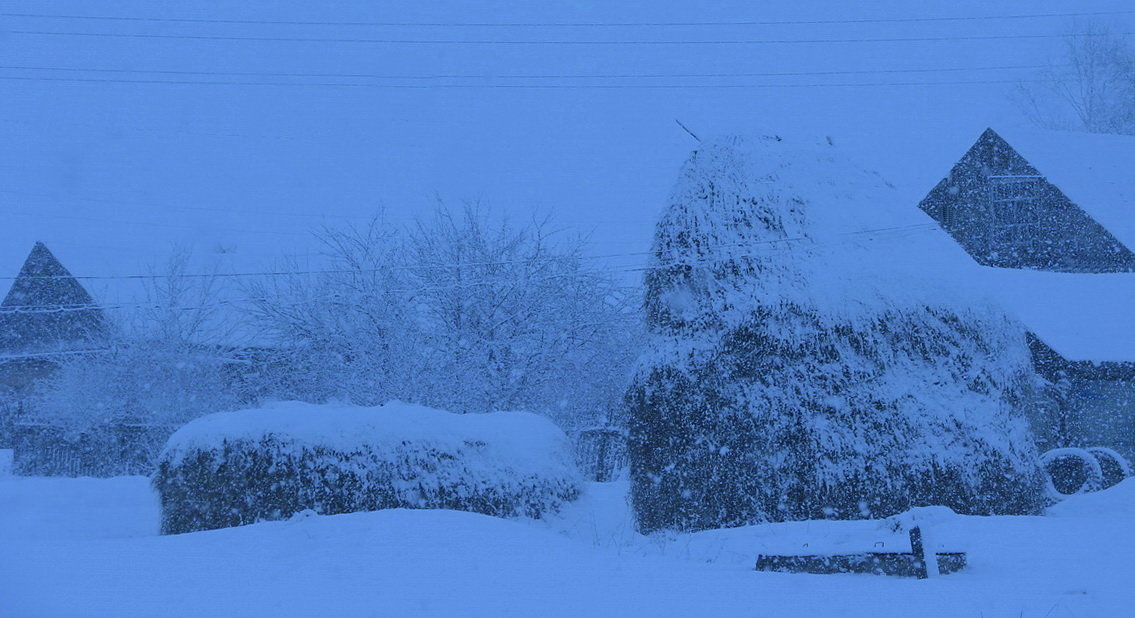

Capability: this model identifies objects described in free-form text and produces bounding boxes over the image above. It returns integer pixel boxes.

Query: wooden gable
[918,128,1135,273]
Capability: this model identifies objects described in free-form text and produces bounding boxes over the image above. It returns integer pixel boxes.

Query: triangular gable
[0,242,108,354]
[996,127,1135,253]
[919,128,1135,272]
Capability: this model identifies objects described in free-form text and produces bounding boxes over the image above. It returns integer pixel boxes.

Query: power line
[2,9,1132,27]
[0,265,622,316]
[0,188,376,223]
[0,207,313,238]
[10,29,1128,46]
[0,222,938,283]
[0,223,938,366]
[0,62,1054,80]
[0,226,936,323]
[0,74,1062,89]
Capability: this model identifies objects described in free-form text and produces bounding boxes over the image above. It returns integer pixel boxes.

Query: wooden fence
[569,427,628,482]
[9,422,176,477]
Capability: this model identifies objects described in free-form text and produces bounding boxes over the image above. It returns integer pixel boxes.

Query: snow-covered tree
[31,341,236,433]
[244,217,419,406]
[248,206,639,427]
[628,135,1045,533]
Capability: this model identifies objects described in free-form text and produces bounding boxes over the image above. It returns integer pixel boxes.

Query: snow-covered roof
[787,127,1135,366]
[881,127,1135,365]
[994,127,1135,252]
[970,267,1135,364]
[0,242,108,353]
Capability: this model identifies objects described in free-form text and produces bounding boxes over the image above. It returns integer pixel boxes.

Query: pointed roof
[909,127,1135,363]
[986,127,1135,252]
[0,242,108,354]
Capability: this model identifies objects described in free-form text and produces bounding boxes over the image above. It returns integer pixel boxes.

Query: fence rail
[8,422,176,477]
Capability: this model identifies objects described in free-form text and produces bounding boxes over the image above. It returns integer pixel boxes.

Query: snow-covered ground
[2,476,1132,617]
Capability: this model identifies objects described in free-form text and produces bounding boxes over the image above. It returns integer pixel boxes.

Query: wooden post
[909,526,928,579]
[909,526,941,578]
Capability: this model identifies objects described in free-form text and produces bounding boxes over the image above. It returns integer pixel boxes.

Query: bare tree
[1016,25,1135,134]
[137,246,234,345]
[405,205,638,418]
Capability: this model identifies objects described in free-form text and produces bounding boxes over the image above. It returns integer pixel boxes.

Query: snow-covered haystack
[153,401,582,534]
[628,134,1045,534]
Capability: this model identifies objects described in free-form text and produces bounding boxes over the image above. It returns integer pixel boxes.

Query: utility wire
[0,75,1062,89]
[2,9,1132,27]
[0,224,937,364]
[0,62,1055,80]
[0,189,374,223]
[0,207,313,238]
[0,223,938,283]
[0,227,935,322]
[9,29,1129,46]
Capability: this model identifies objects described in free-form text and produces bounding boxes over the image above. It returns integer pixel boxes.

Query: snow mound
[5,475,1135,616]
[154,401,582,534]
[1046,478,1135,518]
[160,400,570,469]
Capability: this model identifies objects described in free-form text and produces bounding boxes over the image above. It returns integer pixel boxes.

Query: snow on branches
[246,206,638,427]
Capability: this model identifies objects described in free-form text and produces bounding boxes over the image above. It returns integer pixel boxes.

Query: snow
[0,475,158,541]
[702,133,996,317]
[3,1,1135,612]
[161,400,575,476]
[994,127,1135,253]
[971,267,1135,362]
[2,475,1134,616]
[2,1,1131,364]
[851,124,1135,364]
[155,401,582,532]
[1046,477,1135,518]
[714,127,1135,366]
[631,133,1043,530]
[644,131,1003,327]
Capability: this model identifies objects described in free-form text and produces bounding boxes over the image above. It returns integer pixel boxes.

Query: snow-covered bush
[628,134,1045,533]
[153,401,582,534]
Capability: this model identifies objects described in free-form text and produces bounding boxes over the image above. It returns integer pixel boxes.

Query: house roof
[881,127,1135,366]
[992,127,1135,253]
[969,266,1135,364]
[0,242,108,354]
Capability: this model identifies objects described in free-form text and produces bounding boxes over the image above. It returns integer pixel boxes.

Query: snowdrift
[6,475,1135,616]
[153,401,582,534]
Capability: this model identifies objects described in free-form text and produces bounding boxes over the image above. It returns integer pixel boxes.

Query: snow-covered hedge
[153,401,582,534]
